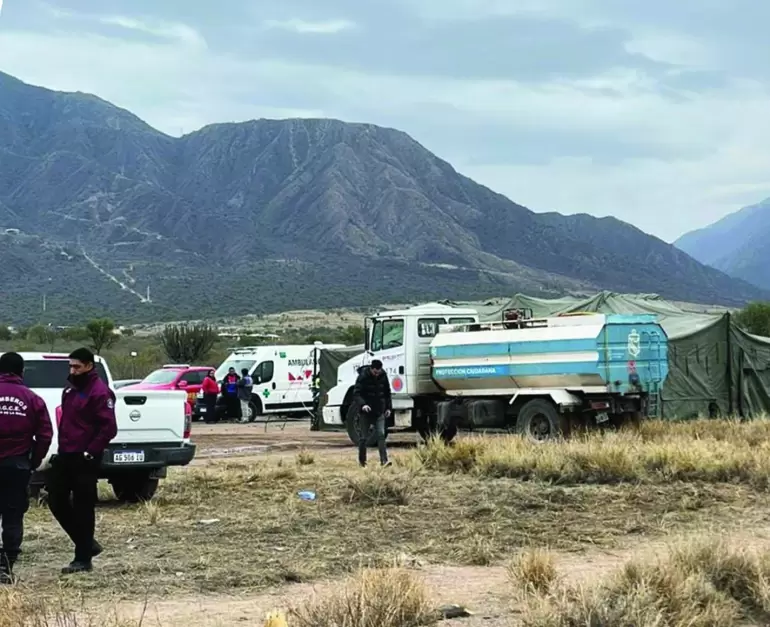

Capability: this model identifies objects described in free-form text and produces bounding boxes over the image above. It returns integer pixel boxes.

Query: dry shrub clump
[290,568,436,627]
[413,418,770,487]
[509,548,558,595]
[522,538,770,627]
[342,469,417,506]
[296,449,316,466]
[0,589,135,627]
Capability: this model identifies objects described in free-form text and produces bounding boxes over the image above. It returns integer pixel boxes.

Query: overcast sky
[2,0,769,242]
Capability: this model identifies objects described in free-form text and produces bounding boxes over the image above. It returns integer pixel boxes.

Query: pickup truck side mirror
[177,380,188,389]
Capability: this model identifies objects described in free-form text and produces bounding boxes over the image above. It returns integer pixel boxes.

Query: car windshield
[215,360,256,380]
[22,359,109,389]
[141,369,180,385]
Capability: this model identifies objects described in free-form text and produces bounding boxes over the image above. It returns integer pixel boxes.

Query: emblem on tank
[627,329,641,358]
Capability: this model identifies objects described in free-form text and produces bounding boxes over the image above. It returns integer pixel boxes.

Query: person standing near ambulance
[0,352,52,584]
[47,348,117,575]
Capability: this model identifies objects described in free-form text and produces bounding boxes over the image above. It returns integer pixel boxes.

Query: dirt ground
[65,421,758,626]
[191,418,418,463]
[102,528,770,627]
[16,420,770,627]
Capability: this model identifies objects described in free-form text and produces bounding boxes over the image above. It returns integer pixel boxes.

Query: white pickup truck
[16,352,196,502]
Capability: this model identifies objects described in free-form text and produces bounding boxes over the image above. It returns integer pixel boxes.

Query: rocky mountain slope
[0,71,765,324]
[675,197,770,291]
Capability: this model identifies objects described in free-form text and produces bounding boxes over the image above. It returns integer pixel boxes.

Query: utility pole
[42,277,52,313]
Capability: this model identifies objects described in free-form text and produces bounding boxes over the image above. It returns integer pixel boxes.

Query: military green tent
[439,291,770,419]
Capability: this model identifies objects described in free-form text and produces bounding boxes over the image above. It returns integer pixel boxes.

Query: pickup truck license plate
[199,407,207,413]
[113,451,145,463]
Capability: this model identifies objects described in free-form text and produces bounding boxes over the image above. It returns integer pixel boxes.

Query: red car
[123,364,214,408]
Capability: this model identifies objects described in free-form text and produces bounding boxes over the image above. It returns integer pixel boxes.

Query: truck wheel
[608,411,643,431]
[417,415,457,444]
[345,404,386,448]
[515,399,565,441]
[249,396,263,423]
[110,473,159,503]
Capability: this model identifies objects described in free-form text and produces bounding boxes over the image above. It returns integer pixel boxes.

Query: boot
[92,540,103,558]
[61,560,93,575]
[0,553,16,585]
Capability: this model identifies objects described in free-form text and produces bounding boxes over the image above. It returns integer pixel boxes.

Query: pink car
[123,364,214,410]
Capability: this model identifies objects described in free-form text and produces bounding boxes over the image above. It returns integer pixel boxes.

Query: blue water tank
[430,313,668,395]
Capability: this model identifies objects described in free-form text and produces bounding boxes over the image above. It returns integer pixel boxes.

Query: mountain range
[675,197,770,291]
[0,70,765,325]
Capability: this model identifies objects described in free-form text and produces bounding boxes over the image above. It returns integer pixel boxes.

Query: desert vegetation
[2,417,770,625]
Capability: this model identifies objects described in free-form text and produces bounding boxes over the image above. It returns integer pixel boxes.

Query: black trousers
[0,464,31,566]
[357,411,388,465]
[224,394,240,419]
[46,454,100,562]
[203,393,218,423]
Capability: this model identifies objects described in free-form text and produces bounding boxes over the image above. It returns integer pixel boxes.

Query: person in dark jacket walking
[201,369,219,424]
[47,348,117,575]
[352,359,392,467]
[0,352,52,584]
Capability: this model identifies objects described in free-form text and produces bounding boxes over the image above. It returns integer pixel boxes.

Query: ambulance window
[255,361,274,384]
[417,318,446,337]
[371,319,404,351]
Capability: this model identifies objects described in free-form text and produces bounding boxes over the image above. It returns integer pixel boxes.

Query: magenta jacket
[58,370,117,456]
[0,373,53,468]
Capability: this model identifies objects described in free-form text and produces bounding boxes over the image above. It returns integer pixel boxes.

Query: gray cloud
[2,0,770,241]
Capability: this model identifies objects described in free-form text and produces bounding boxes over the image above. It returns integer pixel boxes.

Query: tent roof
[437,291,727,340]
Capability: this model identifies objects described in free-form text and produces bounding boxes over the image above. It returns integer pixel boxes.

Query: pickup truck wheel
[345,403,386,448]
[110,473,159,503]
[515,399,566,441]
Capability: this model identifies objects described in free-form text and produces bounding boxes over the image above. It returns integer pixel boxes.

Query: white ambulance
[198,343,345,421]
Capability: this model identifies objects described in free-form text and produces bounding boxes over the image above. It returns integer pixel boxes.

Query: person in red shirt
[0,352,52,584]
[201,369,219,424]
[46,347,117,575]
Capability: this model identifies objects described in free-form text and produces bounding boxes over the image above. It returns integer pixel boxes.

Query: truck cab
[319,303,479,443]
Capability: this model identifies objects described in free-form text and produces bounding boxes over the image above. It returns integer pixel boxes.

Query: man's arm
[30,395,53,469]
[86,388,118,456]
[353,370,368,406]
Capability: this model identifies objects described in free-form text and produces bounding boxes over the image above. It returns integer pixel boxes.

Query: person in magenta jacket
[46,347,117,575]
[0,352,52,584]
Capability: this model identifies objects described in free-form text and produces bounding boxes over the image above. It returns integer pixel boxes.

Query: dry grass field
[4,418,770,626]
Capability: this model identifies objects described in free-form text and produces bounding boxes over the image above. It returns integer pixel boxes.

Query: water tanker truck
[318,303,669,444]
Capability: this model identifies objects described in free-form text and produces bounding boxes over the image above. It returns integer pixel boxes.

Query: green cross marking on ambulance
[262,389,270,398]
